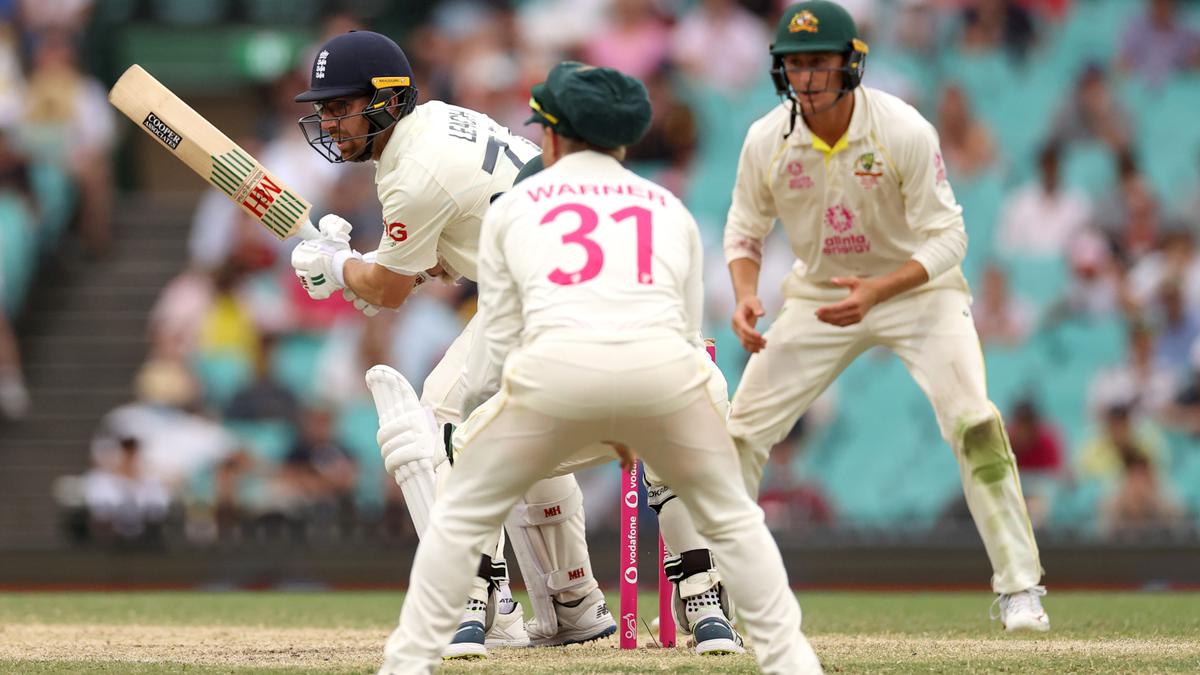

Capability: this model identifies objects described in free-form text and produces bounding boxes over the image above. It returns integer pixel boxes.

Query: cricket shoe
[485,598,530,648]
[442,598,489,660]
[527,588,617,646]
[991,585,1050,632]
[684,587,744,655]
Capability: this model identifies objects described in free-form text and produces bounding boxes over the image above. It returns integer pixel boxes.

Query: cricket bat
[108,64,319,241]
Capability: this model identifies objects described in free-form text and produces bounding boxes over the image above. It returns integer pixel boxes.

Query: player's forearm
[729,257,762,302]
[872,260,930,303]
[343,259,417,309]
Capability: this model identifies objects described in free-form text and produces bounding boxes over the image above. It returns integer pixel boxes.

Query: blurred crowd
[1,0,115,421]
[4,0,1200,545]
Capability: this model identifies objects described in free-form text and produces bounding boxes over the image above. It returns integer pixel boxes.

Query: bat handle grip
[297,219,321,241]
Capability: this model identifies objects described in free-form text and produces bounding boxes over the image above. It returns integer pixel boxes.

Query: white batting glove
[291,214,359,300]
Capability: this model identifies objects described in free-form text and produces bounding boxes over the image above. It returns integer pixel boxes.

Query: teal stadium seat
[335,400,385,510]
[270,332,328,398]
[28,163,75,252]
[225,419,296,464]
[192,351,253,409]
[0,194,36,316]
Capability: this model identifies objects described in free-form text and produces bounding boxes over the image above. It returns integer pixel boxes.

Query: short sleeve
[373,162,460,275]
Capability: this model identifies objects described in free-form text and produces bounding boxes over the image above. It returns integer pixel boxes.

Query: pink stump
[619,463,639,649]
[657,534,676,647]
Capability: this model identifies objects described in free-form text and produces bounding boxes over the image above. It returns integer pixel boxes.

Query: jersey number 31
[540,203,653,286]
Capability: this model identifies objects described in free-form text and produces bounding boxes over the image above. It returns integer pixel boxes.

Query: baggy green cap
[526,61,652,150]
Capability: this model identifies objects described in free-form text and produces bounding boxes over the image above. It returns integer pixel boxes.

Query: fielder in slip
[286,30,615,659]
[380,61,822,675]
[725,1,1048,630]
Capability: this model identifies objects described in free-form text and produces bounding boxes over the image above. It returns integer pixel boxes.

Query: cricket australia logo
[789,10,819,33]
[852,152,884,190]
[786,160,814,189]
[315,50,329,79]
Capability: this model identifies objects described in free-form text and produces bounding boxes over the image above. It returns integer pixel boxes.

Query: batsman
[288,30,615,658]
[724,1,1048,630]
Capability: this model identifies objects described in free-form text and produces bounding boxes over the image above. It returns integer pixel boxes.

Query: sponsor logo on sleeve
[386,222,408,243]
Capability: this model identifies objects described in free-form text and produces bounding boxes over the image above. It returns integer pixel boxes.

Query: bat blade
[108,64,317,240]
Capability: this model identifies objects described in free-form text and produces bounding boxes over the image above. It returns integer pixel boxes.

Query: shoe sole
[485,639,532,648]
[530,623,617,647]
[698,638,746,655]
[1004,622,1050,633]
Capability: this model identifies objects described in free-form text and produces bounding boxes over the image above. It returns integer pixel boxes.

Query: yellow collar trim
[811,132,849,157]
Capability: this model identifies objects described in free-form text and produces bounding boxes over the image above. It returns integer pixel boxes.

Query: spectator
[624,65,698,197]
[958,0,1036,60]
[973,264,1036,347]
[1160,340,1200,435]
[1093,152,1160,264]
[1006,398,1065,526]
[758,421,834,530]
[225,334,298,424]
[1119,0,1200,88]
[1099,451,1184,537]
[995,143,1092,258]
[82,436,170,545]
[583,0,671,81]
[669,0,769,95]
[22,29,114,256]
[1088,322,1178,419]
[1047,63,1132,153]
[0,310,28,420]
[93,358,237,486]
[1150,280,1200,371]
[273,407,357,518]
[935,83,995,182]
[197,262,262,363]
[1077,403,1167,484]
[1053,230,1123,319]
[1127,228,1200,312]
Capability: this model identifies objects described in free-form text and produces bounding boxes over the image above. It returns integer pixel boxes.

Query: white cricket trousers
[728,287,1042,594]
[382,332,822,675]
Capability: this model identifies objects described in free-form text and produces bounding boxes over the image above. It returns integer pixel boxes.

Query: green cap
[770,1,865,56]
[513,154,545,183]
[526,61,652,150]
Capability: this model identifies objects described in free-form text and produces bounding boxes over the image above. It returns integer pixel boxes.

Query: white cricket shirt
[724,87,970,301]
[475,151,705,388]
[373,101,540,281]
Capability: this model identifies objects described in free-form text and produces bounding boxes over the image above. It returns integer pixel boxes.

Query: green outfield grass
[1,590,1198,673]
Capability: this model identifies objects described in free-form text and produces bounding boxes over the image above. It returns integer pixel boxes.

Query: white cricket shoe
[485,599,530,648]
[992,585,1050,632]
[528,587,617,647]
[684,588,744,655]
[442,598,488,660]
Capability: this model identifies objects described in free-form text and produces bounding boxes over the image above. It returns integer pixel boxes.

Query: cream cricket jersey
[373,101,541,281]
[724,87,969,300]
[476,151,705,387]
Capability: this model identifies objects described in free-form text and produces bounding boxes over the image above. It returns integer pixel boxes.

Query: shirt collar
[787,87,868,154]
[550,149,623,171]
